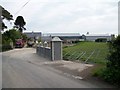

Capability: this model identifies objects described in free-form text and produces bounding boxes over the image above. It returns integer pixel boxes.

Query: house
[24,31,41,40]
[82,34,114,42]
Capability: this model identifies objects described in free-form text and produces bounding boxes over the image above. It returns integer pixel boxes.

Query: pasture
[63,42,109,64]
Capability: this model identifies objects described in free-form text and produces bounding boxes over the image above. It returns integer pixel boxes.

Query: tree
[14,16,26,33]
[0,5,13,30]
[2,29,22,45]
[102,35,120,86]
[21,33,28,41]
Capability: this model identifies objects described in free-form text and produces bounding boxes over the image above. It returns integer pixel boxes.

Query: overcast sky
[1,0,119,35]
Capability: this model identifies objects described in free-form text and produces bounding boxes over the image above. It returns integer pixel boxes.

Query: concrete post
[51,37,62,61]
[44,41,48,47]
[10,42,13,49]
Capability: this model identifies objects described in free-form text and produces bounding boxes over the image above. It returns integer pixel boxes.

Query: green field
[63,42,109,64]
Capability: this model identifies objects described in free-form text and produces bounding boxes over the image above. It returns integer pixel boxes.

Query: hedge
[2,44,12,52]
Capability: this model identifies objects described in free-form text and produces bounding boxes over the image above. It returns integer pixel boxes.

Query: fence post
[51,37,63,61]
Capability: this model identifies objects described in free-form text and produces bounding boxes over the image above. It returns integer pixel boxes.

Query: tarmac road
[2,48,113,88]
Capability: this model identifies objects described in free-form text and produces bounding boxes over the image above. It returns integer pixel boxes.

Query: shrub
[2,44,12,52]
[95,38,107,42]
[72,41,80,44]
[101,35,120,86]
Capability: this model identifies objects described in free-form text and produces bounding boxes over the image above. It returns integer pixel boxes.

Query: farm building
[24,31,41,40]
[24,31,114,43]
[41,33,82,43]
[83,34,114,42]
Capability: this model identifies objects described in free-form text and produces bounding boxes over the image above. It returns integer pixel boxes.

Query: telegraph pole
[118,1,120,35]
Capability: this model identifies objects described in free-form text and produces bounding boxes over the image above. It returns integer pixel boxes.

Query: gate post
[51,37,62,61]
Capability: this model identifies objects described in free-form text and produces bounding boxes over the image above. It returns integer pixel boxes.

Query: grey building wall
[85,36,112,41]
[41,33,82,43]
[41,36,52,42]
[24,32,41,39]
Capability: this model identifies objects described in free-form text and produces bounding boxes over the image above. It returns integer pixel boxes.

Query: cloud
[1,0,119,34]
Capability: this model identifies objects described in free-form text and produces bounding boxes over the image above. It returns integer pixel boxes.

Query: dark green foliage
[2,29,22,45]
[101,35,120,86]
[2,23,7,30]
[0,32,1,44]
[14,16,26,33]
[22,34,28,41]
[95,38,107,42]
[2,29,28,51]
[2,44,12,52]
[0,5,13,30]
[0,5,13,20]
[72,41,80,44]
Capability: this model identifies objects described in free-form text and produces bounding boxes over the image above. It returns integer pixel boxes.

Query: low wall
[36,37,62,61]
[36,46,52,60]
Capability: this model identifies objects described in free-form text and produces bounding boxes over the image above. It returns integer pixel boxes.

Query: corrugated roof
[43,33,80,37]
[85,34,111,36]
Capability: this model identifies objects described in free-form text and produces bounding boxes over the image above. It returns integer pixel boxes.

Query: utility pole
[118,1,120,35]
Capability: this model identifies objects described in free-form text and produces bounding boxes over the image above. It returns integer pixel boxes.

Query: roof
[85,34,111,36]
[24,32,41,38]
[43,33,80,37]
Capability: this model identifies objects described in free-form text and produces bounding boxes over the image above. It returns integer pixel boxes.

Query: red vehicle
[15,39,25,48]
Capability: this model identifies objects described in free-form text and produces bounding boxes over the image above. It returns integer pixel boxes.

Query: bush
[2,44,12,52]
[95,38,107,42]
[72,41,80,44]
[101,35,120,86]
[0,45,2,52]
[2,29,23,45]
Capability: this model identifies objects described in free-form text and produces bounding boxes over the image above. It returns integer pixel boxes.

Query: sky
[0,0,119,35]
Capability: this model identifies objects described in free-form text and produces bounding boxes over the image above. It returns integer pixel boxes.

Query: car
[27,39,34,47]
[15,39,25,48]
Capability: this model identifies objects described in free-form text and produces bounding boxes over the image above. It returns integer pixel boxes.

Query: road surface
[2,48,113,88]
